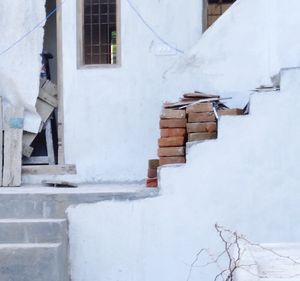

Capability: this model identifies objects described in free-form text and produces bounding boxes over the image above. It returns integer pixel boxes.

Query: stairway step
[0,219,67,243]
[0,243,66,281]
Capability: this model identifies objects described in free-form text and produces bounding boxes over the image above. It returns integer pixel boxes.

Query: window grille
[207,0,236,29]
[83,0,118,65]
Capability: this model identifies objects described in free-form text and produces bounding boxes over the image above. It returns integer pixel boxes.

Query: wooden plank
[3,106,24,187]
[22,145,34,158]
[158,137,185,147]
[161,128,186,138]
[147,168,157,179]
[218,108,244,116]
[188,132,217,142]
[0,97,3,186]
[160,119,187,128]
[148,159,159,169]
[188,112,216,123]
[159,157,186,166]
[160,109,186,119]
[22,156,49,165]
[187,122,217,133]
[22,164,77,175]
[39,88,58,107]
[186,102,214,113]
[45,119,55,165]
[158,147,185,157]
[36,98,55,122]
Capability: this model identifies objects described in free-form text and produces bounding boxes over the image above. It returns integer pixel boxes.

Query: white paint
[61,0,202,182]
[236,243,300,281]
[0,0,45,133]
[68,68,300,281]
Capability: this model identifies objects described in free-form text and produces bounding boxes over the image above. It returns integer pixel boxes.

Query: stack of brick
[186,102,217,142]
[146,159,159,188]
[158,109,187,165]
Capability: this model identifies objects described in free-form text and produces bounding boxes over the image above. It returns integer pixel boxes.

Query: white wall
[61,0,203,182]
[68,67,300,281]
[166,0,300,99]
[0,0,45,132]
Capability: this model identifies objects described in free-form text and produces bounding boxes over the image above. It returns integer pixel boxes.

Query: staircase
[0,185,154,281]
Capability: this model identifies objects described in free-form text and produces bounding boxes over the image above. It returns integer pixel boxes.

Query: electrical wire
[125,0,185,54]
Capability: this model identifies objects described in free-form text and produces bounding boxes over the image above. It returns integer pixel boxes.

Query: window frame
[77,0,121,69]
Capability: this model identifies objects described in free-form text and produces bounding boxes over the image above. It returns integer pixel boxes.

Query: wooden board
[160,109,186,119]
[187,122,217,133]
[159,157,186,165]
[22,164,77,175]
[188,112,216,123]
[2,106,24,187]
[188,132,217,142]
[158,137,185,147]
[160,119,187,128]
[186,102,214,113]
[158,147,185,157]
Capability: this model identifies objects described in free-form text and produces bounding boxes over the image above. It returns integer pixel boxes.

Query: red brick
[158,147,185,157]
[188,112,216,123]
[146,178,158,188]
[159,157,186,165]
[161,128,186,138]
[188,132,217,142]
[186,102,213,113]
[158,137,185,147]
[148,168,157,178]
[160,119,187,128]
[160,109,186,119]
[148,159,159,169]
[187,122,217,133]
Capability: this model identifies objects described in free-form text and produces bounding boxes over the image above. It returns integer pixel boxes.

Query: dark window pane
[83,0,118,65]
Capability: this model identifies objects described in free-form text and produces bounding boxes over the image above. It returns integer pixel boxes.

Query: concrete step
[0,186,155,218]
[0,219,67,243]
[0,243,67,281]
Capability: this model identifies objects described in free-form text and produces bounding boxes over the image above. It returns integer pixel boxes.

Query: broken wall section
[0,0,46,133]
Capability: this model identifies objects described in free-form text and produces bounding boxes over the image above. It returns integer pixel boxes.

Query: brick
[187,122,217,133]
[188,132,217,142]
[186,102,213,113]
[148,159,159,169]
[218,108,244,116]
[161,128,186,138]
[146,178,158,188]
[158,137,185,147]
[158,147,185,157]
[148,168,157,178]
[160,109,186,119]
[159,157,186,166]
[188,112,216,123]
[160,119,187,128]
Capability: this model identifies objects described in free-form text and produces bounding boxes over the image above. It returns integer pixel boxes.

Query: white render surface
[0,0,44,133]
[61,0,203,182]
[68,68,300,281]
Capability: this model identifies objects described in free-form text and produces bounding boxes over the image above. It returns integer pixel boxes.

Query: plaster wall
[68,67,300,281]
[0,0,45,133]
[61,0,203,182]
[166,0,300,102]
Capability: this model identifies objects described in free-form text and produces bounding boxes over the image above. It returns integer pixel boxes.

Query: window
[79,0,120,66]
[206,0,236,29]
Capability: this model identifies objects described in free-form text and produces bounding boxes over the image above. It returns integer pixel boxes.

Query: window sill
[77,64,122,70]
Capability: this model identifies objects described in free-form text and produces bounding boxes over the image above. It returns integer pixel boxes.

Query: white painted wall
[0,0,45,132]
[61,0,203,182]
[68,67,300,281]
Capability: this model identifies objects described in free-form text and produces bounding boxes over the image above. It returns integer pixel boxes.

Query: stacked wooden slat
[186,102,217,142]
[158,109,187,165]
[146,91,246,188]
